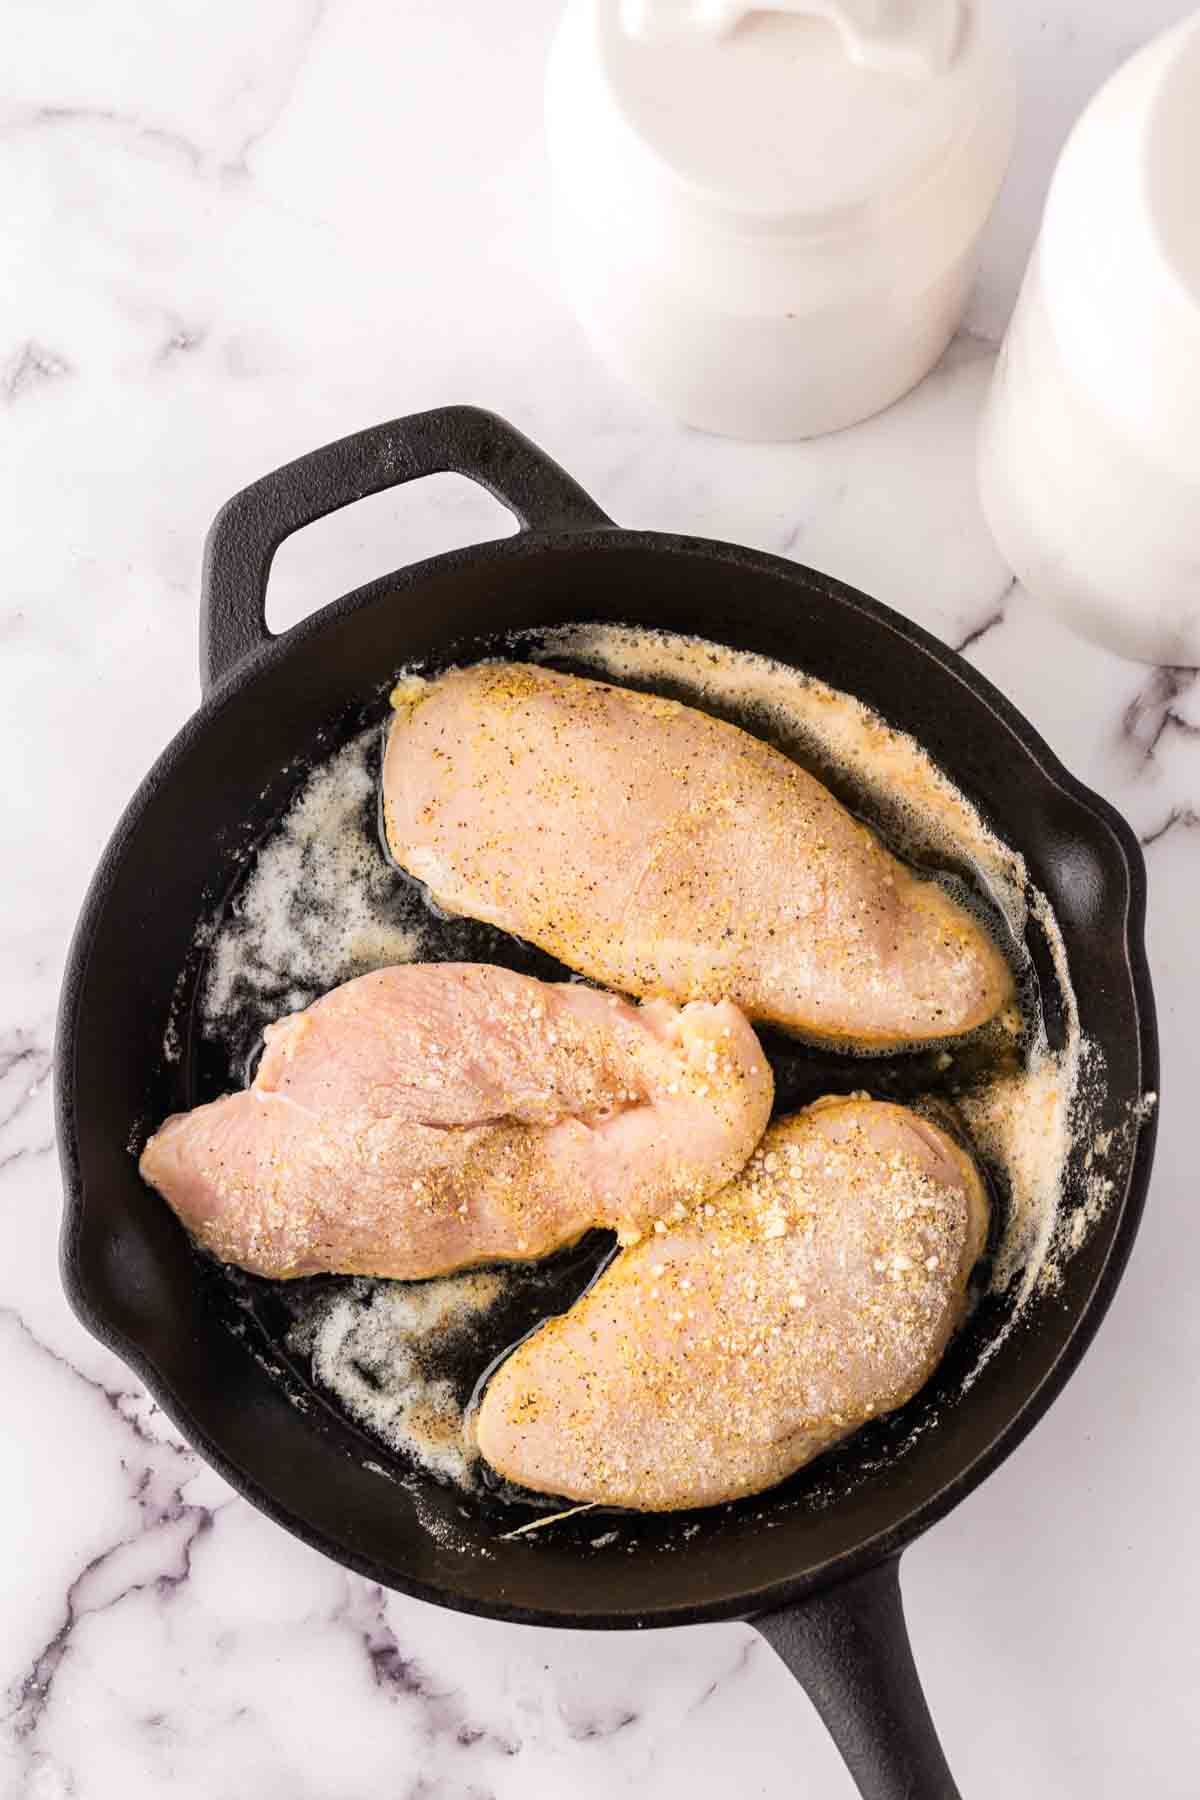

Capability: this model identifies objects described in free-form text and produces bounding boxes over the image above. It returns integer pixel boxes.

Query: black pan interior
[58,533,1155,1626]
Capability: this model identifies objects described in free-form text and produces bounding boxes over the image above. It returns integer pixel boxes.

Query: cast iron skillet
[57,407,1157,1800]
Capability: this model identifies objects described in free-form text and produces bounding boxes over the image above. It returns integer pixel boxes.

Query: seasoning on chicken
[382,663,1012,1048]
[474,1097,988,1511]
[139,963,773,1280]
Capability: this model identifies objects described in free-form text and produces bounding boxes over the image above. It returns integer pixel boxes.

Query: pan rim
[55,526,1159,1628]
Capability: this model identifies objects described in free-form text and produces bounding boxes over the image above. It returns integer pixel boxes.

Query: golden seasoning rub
[475,1098,989,1511]
[382,663,1011,1048]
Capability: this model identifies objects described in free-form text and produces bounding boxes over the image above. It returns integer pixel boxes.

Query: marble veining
[1139,806,1200,848]
[2,347,74,407]
[1122,666,1200,764]
[951,576,1017,655]
[2,3,1197,1797]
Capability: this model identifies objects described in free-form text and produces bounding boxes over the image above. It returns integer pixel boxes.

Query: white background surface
[2,3,1198,1796]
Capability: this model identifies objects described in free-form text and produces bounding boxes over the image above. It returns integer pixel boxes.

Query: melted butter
[290,1272,504,1488]
[202,728,423,1033]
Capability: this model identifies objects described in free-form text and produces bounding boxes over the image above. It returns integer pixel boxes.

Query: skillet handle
[199,405,613,692]
[753,1555,962,1800]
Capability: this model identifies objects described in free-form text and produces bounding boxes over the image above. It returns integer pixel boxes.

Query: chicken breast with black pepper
[475,1097,988,1510]
[139,963,773,1280]
[382,663,1012,1048]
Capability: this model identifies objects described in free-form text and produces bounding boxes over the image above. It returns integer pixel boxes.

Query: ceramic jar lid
[593,0,1010,230]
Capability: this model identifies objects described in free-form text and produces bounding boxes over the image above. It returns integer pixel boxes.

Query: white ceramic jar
[545,0,1016,440]
[978,12,1200,666]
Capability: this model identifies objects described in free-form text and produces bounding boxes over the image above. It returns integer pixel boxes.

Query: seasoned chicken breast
[382,663,1012,1048]
[475,1098,988,1510]
[139,963,773,1280]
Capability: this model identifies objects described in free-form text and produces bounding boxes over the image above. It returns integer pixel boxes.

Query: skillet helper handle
[199,405,613,692]
[754,1555,961,1800]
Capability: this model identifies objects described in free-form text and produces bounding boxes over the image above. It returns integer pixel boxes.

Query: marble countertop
[3,2,1198,1795]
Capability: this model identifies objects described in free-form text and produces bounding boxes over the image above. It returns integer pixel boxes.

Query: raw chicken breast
[382,663,1012,1048]
[139,963,773,1280]
[475,1097,988,1510]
